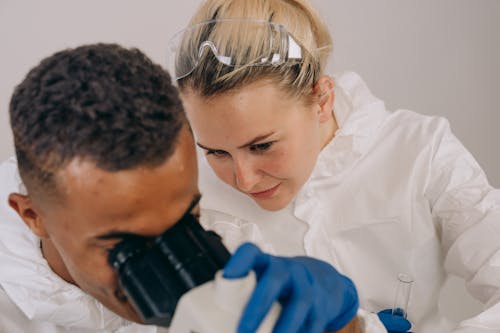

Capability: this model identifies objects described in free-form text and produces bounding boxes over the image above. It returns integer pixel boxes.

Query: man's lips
[249,184,280,199]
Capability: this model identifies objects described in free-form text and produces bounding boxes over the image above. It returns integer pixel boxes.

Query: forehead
[184,80,292,113]
[182,81,310,145]
[50,128,198,237]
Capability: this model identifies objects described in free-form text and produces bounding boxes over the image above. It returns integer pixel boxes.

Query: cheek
[48,222,115,282]
[60,243,118,291]
[70,258,119,302]
[260,151,293,176]
[207,158,235,185]
[264,141,319,185]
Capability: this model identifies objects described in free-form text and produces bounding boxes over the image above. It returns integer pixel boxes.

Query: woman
[170,1,500,332]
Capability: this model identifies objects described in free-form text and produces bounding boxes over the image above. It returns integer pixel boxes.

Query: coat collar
[294,72,389,222]
[308,72,389,181]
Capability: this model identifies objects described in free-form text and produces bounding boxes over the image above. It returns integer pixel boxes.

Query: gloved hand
[377,309,412,333]
[223,242,359,333]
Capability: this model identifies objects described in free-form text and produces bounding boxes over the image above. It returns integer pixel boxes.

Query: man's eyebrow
[95,193,202,240]
[197,132,275,151]
[95,231,143,241]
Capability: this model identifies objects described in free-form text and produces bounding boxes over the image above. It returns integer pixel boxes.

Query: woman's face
[182,78,335,211]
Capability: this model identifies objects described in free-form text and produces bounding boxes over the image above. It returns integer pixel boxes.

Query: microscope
[108,211,280,332]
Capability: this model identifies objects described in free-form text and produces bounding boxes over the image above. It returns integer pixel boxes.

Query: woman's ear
[8,193,49,238]
[313,76,335,123]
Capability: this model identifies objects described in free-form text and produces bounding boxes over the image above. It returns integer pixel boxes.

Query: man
[0,43,197,332]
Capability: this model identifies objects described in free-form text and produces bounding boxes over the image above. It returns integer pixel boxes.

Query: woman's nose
[233,157,262,193]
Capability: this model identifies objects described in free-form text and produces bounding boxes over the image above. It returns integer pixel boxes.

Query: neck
[320,110,338,150]
[41,238,76,285]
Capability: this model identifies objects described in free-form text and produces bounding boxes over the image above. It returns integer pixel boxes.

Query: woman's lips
[250,184,280,200]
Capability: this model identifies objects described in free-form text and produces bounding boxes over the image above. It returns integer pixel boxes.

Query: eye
[250,141,275,153]
[206,149,228,158]
[104,246,117,254]
[102,241,121,254]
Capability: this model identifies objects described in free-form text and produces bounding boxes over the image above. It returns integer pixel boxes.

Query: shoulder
[335,73,453,159]
[386,109,451,141]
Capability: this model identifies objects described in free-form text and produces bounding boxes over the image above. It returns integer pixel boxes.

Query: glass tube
[392,273,413,318]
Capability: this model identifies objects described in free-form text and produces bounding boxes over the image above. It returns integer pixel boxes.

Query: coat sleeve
[425,119,500,332]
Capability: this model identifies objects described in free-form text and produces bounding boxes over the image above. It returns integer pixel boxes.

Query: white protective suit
[198,72,500,333]
[0,158,168,333]
[0,158,382,333]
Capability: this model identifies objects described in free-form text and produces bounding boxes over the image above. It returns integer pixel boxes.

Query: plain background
[1,0,498,322]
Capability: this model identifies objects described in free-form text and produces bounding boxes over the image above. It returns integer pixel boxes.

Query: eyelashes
[205,141,276,157]
[206,149,228,157]
[249,141,275,152]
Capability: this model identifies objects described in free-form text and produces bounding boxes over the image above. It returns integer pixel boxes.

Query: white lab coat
[0,158,168,333]
[198,72,500,333]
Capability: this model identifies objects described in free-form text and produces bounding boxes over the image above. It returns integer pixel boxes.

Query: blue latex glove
[223,242,359,333]
[377,309,412,333]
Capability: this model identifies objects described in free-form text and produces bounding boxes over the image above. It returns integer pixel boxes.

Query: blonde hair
[176,0,332,100]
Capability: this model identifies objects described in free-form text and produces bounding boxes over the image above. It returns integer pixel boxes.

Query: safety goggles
[168,19,305,80]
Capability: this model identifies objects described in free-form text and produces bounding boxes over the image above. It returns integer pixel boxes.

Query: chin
[107,299,144,324]
[255,196,290,212]
[124,311,143,324]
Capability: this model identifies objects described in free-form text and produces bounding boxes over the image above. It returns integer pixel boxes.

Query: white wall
[1,1,499,185]
[0,0,497,321]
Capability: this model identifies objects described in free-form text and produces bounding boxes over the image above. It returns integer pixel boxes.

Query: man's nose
[233,157,262,193]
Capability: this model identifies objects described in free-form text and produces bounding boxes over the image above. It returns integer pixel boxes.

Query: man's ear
[313,75,335,123]
[8,193,49,238]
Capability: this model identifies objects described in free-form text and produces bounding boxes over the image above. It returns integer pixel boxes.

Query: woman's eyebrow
[196,142,214,150]
[197,132,275,150]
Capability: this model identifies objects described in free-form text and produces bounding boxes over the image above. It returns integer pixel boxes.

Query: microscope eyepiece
[108,214,230,327]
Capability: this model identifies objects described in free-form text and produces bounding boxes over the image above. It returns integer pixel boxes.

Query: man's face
[31,126,199,323]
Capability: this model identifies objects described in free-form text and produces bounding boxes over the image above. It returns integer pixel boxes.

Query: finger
[297,290,329,333]
[223,242,263,279]
[301,316,324,333]
[377,311,411,332]
[271,264,314,333]
[237,257,289,333]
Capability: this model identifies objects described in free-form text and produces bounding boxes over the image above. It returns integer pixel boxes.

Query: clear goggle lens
[168,19,304,80]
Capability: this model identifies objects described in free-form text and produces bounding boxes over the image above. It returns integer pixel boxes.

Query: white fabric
[198,72,500,333]
[0,158,168,333]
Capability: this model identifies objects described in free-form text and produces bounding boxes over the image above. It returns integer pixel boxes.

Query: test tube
[392,273,413,318]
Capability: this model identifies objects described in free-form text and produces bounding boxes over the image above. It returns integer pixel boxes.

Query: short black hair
[9,43,186,199]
